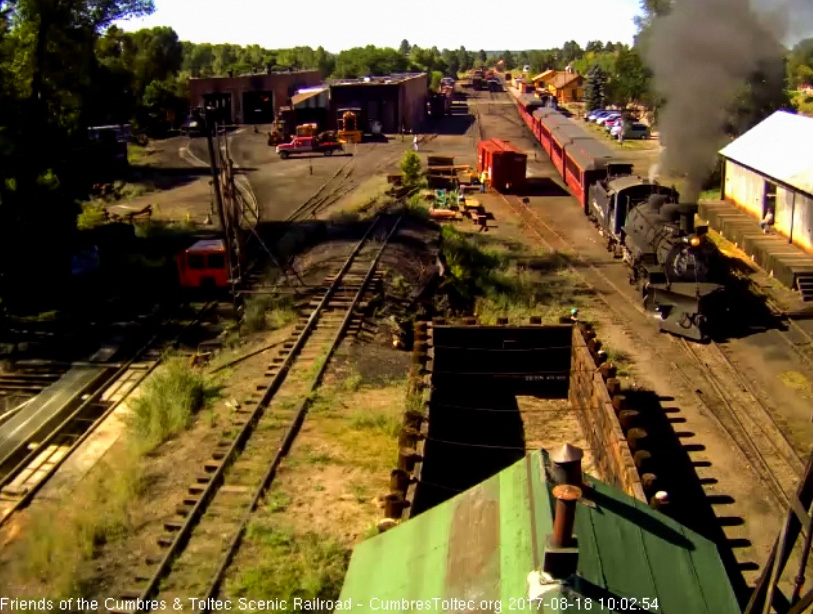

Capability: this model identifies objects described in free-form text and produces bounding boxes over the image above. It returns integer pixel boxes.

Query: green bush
[77,201,109,230]
[242,294,298,333]
[400,150,423,190]
[128,357,214,450]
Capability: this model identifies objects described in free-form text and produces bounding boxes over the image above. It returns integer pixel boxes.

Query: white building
[720,111,813,253]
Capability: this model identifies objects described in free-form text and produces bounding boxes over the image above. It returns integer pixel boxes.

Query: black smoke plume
[643,0,813,202]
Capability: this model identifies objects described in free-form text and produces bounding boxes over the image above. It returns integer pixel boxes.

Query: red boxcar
[176,239,229,288]
[478,139,527,193]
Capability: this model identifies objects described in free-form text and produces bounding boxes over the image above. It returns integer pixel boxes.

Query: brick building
[188,69,322,124]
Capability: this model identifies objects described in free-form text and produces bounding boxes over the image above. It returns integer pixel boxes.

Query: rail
[123,214,402,608]
[0,301,219,528]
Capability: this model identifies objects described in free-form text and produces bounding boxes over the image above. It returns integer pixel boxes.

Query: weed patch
[438,226,592,323]
[5,445,144,598]
[267,491,293,513]
[225,523,349,601]
[349,410,400,436]
[128,357,218,451]
[242,294,298,334]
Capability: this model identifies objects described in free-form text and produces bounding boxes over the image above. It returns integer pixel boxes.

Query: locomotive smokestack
[678,204,698,235]
[642,0,813,202]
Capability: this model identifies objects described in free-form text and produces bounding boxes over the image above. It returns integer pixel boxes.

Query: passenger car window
[208,254,225,269]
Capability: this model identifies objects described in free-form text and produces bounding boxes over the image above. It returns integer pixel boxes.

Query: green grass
[342,373,363,392]
[6,444,144,598]
[76,201,109,230]
[604,347,633,377]
[127,144,156,165]
[128,356,218,451]
[348,409,401,437]
[242,294,298,334]
[402,193,430,221]
[267,490,293,513]
[224,522,349,602]
[698,188,721,201]
[439,226,594,323]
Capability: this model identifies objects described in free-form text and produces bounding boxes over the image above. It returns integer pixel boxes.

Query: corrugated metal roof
[719,110,813,197]
[291,88,327,106]
[339,450,740,613]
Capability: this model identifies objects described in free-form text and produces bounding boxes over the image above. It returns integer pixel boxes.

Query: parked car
[596,112,620,126]
[276,136,343,159]
[604,117,622,131]
[590,110,615,123]
[611,122,650,139]
[587,109,611,122]
[181,116,204,136]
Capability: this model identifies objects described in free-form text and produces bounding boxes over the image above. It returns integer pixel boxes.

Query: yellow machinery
[267,129,285,145]
[337,110,362,144]
[295,123,319,137]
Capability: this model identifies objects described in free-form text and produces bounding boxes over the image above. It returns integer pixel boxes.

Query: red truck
[275,136,343,159]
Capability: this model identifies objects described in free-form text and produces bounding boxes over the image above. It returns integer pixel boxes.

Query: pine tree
[584,65,608,111]
[400,150,422,190]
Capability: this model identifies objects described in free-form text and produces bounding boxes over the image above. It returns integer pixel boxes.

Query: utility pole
[203,105,239,320]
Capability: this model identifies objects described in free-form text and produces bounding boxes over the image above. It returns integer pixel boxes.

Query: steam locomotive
[590,177,726,341]
[513,97,728,341]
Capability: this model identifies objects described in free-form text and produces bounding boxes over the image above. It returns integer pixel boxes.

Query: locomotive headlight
[689,236,701,247]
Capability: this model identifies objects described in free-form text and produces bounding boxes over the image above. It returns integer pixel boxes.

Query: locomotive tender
[514,96,727,341]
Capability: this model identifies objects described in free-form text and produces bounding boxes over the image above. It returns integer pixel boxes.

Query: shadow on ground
[624,389,753,609]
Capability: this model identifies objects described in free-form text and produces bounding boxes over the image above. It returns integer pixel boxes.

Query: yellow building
[530,70,584,103]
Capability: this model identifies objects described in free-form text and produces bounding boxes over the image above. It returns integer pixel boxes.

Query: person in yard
[617,121,624,145]
[480,171,487,193]
[760,208,774,233]
[413,134,419,151]
[570,308,579,322]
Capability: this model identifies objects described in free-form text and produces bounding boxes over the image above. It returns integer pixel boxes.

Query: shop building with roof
[339,447,741,613]
[188,69,322,124]
[719,110,813,254]
[327,72,428,134]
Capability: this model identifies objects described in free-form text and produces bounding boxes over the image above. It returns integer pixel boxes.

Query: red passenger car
[176,239,229,288]
[478,139,527,193]
[533,110,569,157]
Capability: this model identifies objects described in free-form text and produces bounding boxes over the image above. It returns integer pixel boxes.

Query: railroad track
[498,191,804,512]
[285,134,439,225]
[677,339,804,507]
[0,302,220,528]
[112,214,402,611]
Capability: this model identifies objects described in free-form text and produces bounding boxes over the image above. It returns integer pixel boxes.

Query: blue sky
[116,0,643,51]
